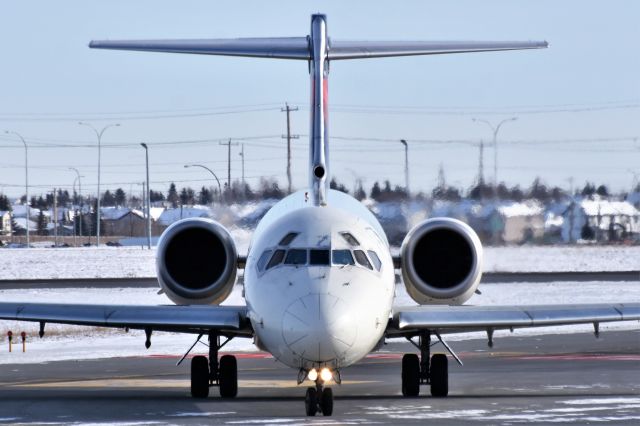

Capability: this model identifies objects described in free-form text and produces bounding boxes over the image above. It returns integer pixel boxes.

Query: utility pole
[53,188,58,247]
[477,140,485,185]
[472,117,518,188]
[400,139,409,195]
[140,143,151,249]
[4,131,29,247]
[69,168,83,243]
[281,103,299,194]
[78,122,120,246]
[219,139,239,192]
[239,144,246,198]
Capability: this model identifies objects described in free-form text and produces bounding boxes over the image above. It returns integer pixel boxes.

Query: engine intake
[157,218,237,305]
[400,218,483,305]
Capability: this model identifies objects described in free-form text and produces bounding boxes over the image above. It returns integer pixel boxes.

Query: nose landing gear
[304,379,333,416]
[190,333,237,399]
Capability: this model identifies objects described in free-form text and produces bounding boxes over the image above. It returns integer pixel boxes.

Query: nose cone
[282,294,357,363]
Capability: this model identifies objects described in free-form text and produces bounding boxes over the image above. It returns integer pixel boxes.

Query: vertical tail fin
[90,15,547,206]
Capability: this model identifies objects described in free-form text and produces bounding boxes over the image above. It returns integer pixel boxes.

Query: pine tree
[36,210,47,236]
[114,188,127,206]
[167,183,179,208]
[0,194,10,211]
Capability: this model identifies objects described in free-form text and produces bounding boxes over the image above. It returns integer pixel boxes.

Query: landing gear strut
[401,331,449,397]
[304,377,333,416]
[190,333,237,399]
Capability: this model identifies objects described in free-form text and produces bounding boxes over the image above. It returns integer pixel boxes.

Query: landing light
[320,367,332,382]
[307,368,318,381]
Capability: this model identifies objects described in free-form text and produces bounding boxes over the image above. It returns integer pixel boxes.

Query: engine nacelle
[400,217,483,305]
[156,218,237,305]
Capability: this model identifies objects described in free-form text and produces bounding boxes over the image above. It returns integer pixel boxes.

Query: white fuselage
[244,190,395,370]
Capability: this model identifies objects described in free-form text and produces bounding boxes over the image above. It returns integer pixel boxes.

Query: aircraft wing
[0,302,251,336]
[387,303,640,337]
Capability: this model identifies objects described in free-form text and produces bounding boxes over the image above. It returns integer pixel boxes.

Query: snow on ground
[1,281,638,364]
[483,245,640,273]
[0,244,639,280]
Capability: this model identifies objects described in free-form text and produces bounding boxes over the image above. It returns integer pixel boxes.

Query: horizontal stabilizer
[90,37,311,60]
[328,40,548,60]
[90,38,547,61]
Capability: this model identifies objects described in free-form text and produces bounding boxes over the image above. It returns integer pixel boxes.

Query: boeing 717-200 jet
[1,14,638,417]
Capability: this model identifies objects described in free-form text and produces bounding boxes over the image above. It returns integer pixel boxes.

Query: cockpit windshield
[332,249,355,265]
[309,249,330,265]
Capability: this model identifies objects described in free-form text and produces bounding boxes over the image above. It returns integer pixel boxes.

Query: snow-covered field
[0,244,638,280]
[1,281,638,364]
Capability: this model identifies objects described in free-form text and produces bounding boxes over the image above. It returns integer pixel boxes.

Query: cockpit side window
[367,250,382,271]
[354,250,373,270]
[332,249,355,265]
[279,232,299,246]
[257,249,273,271]
[285,249,307,265]
[266,249,286,269]
[340,232,360,246]
[309,249,330,265]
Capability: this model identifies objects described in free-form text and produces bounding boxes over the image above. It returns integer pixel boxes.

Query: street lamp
[78,122,120,246]
[472,117,518,188]
[5,130,29,247]
[184,164,222,202]
[69,167,83,241]
[400,139,409,195]
[140,143,151,249]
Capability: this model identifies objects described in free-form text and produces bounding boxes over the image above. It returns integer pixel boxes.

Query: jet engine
[400,217,483,305]
[156,218,238,305]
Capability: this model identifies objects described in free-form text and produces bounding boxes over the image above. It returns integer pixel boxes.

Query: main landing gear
[402,331,449,397]
[190,333,237,399]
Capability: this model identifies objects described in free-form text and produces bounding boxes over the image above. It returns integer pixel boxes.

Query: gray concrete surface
[0,331,638,424]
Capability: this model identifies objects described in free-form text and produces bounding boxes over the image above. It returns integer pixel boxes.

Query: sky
[0,1,639,200]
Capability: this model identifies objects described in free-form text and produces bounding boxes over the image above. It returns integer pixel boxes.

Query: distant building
[101,207,146,237]
[478,201,545,244]
[156,206,211,233]
[562,197,640,243]
[0,211,11,235]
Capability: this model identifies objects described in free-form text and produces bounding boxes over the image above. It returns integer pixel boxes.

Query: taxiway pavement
[0,330,638,424]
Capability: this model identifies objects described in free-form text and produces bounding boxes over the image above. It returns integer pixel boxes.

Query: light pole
[184,164,222,202]
[400,139,409,195]
[5,130,29,247]
[140,143,151,249]
[472,117,517,188]
[79,122,120,246]
[69,167,83,243]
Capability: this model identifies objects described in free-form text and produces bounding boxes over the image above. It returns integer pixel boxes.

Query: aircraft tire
[219,355,238,398]
[190,355,210,398]
[401,353,420,397]
[305,387,318,416]
[320,387,333,416]
[430,354,449,397]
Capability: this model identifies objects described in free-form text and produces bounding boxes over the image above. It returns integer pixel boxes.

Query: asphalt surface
[0,331,638,425]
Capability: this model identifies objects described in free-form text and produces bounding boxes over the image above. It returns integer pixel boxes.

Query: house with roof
[561,197,640,243]
[475,201,545,244]
[155,206,211,233]
[100,207,146,237]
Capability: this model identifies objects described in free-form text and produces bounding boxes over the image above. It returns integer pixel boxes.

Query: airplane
[1,14,639,417]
